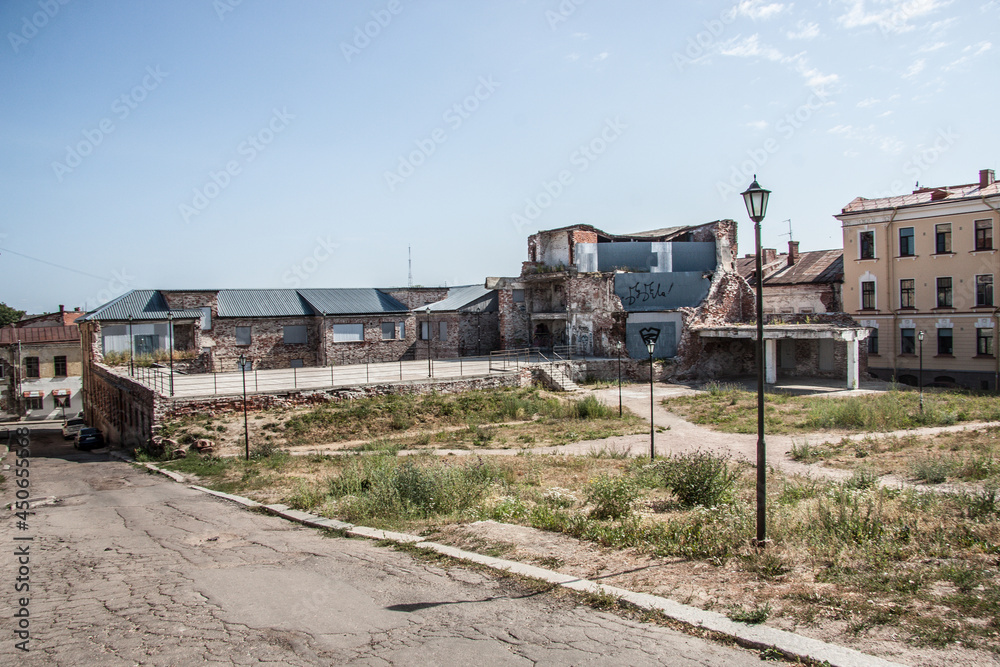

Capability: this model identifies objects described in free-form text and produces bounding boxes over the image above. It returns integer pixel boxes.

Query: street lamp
[167,311,174,397]
[918,330,925,413]
[128,316,135,377]
[616,340,623,417]
[424,307,432,378]
[640,327,660,461]
[742,175,771,547]
[239,353,250,461]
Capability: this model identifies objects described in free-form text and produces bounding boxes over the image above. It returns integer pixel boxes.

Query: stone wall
[83,362,157,449]
[212,316,321,371]
[322,314,417,366]
[384,287,449,310]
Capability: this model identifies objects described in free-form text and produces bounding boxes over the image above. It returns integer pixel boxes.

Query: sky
[1,0,996,314]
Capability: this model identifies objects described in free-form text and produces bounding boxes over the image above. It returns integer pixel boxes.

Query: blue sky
[1,0,996,314]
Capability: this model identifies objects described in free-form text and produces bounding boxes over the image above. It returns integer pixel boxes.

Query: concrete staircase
[539,363,579,392]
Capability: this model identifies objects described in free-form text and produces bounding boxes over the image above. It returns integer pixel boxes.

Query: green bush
[585,473,640,520]
[641,451,740,508]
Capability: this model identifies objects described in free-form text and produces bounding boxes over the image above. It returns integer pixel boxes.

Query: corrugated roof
[766,250,843,285]
[297,288,408,315]
[216,290,317,318]
[424,285,496,312]
[78,290,204,322]
[841,181,1000,213]
[0,325,80,345]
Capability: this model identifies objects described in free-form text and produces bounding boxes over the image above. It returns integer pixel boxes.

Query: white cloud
[945,40,991,68]
[718,34,784,61]
[836,0,952,35]
[903,58,926,77]
[572,32,590,40]
[593,52,609,62]
[917,41,948,52]
[877,110,894,117]
[786,21,820,39]
[856,97,880,107]
[735,0,789,20]
[566,53,581,62]
[745,120,769,130]
[828,123,905,154]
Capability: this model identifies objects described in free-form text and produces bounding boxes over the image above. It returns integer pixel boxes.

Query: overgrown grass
[665,385,1000,434]
[103,348,198,367]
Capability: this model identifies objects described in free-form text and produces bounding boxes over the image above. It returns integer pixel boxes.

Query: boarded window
[25,357,39,378]
[235,326,252,346]
[420,322,430,340]
[200,307,212,330]
[381,322,396,340]
[290,359,304,368]
[512,289,525,303]
[439,321,448,340]
[818,339,835,371]
[332,324,364,342]
[283,325,307,344]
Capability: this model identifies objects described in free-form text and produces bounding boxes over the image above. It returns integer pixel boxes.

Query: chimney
[74,306,81,312]
[787,241,799,266]
[59,304,64,314]
[762,248,777,263]
[981,169,995,189]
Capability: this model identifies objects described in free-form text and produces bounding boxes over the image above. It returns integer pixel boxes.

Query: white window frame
[858,229,876,260]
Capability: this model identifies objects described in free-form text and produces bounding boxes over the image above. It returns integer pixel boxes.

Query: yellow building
[836,169,1000,390]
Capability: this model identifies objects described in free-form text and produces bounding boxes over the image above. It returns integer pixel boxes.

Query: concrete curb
[128,455,909,667]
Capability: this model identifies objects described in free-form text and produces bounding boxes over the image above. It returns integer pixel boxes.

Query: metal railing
[488,347,543,372]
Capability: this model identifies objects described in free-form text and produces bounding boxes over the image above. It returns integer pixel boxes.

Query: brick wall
[322,314,417,366]
[384,287,449,310]
[213,317,320,371]
[84,362,157,449]
[497,288,530,349]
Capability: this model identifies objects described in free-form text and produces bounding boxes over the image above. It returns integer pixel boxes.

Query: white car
[62,418,87,440]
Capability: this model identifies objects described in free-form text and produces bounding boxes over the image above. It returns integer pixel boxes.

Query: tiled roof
[841,181,1000,213]
[78,291,205,322]
[0,325,80,345]
[765,250,843,285]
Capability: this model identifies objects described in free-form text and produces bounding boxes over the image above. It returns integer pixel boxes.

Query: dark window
[54,356,67,376]
[283,325,307,344]
[899,279,915,308]
[25,357,39,378]
[859,231,875,259]
[420,321,430,340]
[978,328,994,356]
[290,359,304,368]
[867,329,879,354]
[381,322,396,340]
[439,321,448,340]
[235,326,251,346]
[900,328,915,355]
[26,396,43,410]
[512,289,525,303]
[938,328,953,355]
[976,274,993,307]
[936,277,953,308]
[899,227,915,257]
[861,281,876,310]
[975,219,993,250]
[935,223,951,253]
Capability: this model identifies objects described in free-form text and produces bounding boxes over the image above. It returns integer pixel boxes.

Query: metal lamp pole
[741,175,771,548]
[640,328,660,461]
[616,341,623,417]
[167,312,174,396]
[918,330,924,413]
[424,307,432,377]
[239,353,249,461]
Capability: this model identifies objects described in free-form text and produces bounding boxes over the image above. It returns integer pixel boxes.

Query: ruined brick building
[736,240,844,315]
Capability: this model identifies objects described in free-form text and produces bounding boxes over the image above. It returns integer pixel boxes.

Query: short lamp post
[918,330,925,413]
[616,340,623,417]
[640,327,660,461]
[424,307,432,378]
[167,311,174,397]
[128,316,135,377]
[742,175,771,548]
[239,353,250,461]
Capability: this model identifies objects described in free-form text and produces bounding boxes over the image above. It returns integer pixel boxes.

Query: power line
[0,247,108,281]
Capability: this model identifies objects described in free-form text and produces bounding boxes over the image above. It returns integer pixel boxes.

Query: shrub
[586,473,640,520]
[642,451,740,507]
[911,457,953,484]
[571,395,617,420]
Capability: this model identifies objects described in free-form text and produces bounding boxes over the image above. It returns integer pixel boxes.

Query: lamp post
[616,340,623,417]
[918,330,925,413]
[424,307,432,377]
[239,353,249,461]
[640,327,660,461]
[167,312,174,397]
[128,316,135,377]
[742,175,771,548]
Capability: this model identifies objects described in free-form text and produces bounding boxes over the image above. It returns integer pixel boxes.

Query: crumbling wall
[385,287,449,310]
[497,287,530,349]
[458,311,500,356]
[673,272,756,380]
[85,362,156,449]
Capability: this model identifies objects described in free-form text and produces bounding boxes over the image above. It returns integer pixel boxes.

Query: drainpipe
[981,195,1000,389]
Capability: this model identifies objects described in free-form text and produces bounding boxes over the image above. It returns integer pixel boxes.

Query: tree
[0,302,25,327]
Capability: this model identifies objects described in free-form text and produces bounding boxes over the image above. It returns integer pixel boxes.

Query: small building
[0,305,85,420]
[736,241,844,315]
[420,285,500,358]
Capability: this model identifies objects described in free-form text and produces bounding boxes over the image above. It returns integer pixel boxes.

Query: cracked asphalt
[3,429,766,666]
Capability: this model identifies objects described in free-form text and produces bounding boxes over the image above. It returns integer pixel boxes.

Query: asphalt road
[2,428,766,666]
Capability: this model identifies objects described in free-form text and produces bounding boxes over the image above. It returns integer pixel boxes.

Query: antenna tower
[408,245,413,288]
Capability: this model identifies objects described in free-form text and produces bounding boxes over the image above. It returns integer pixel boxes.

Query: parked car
[74,428,105,450]
[62,417,87,440]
